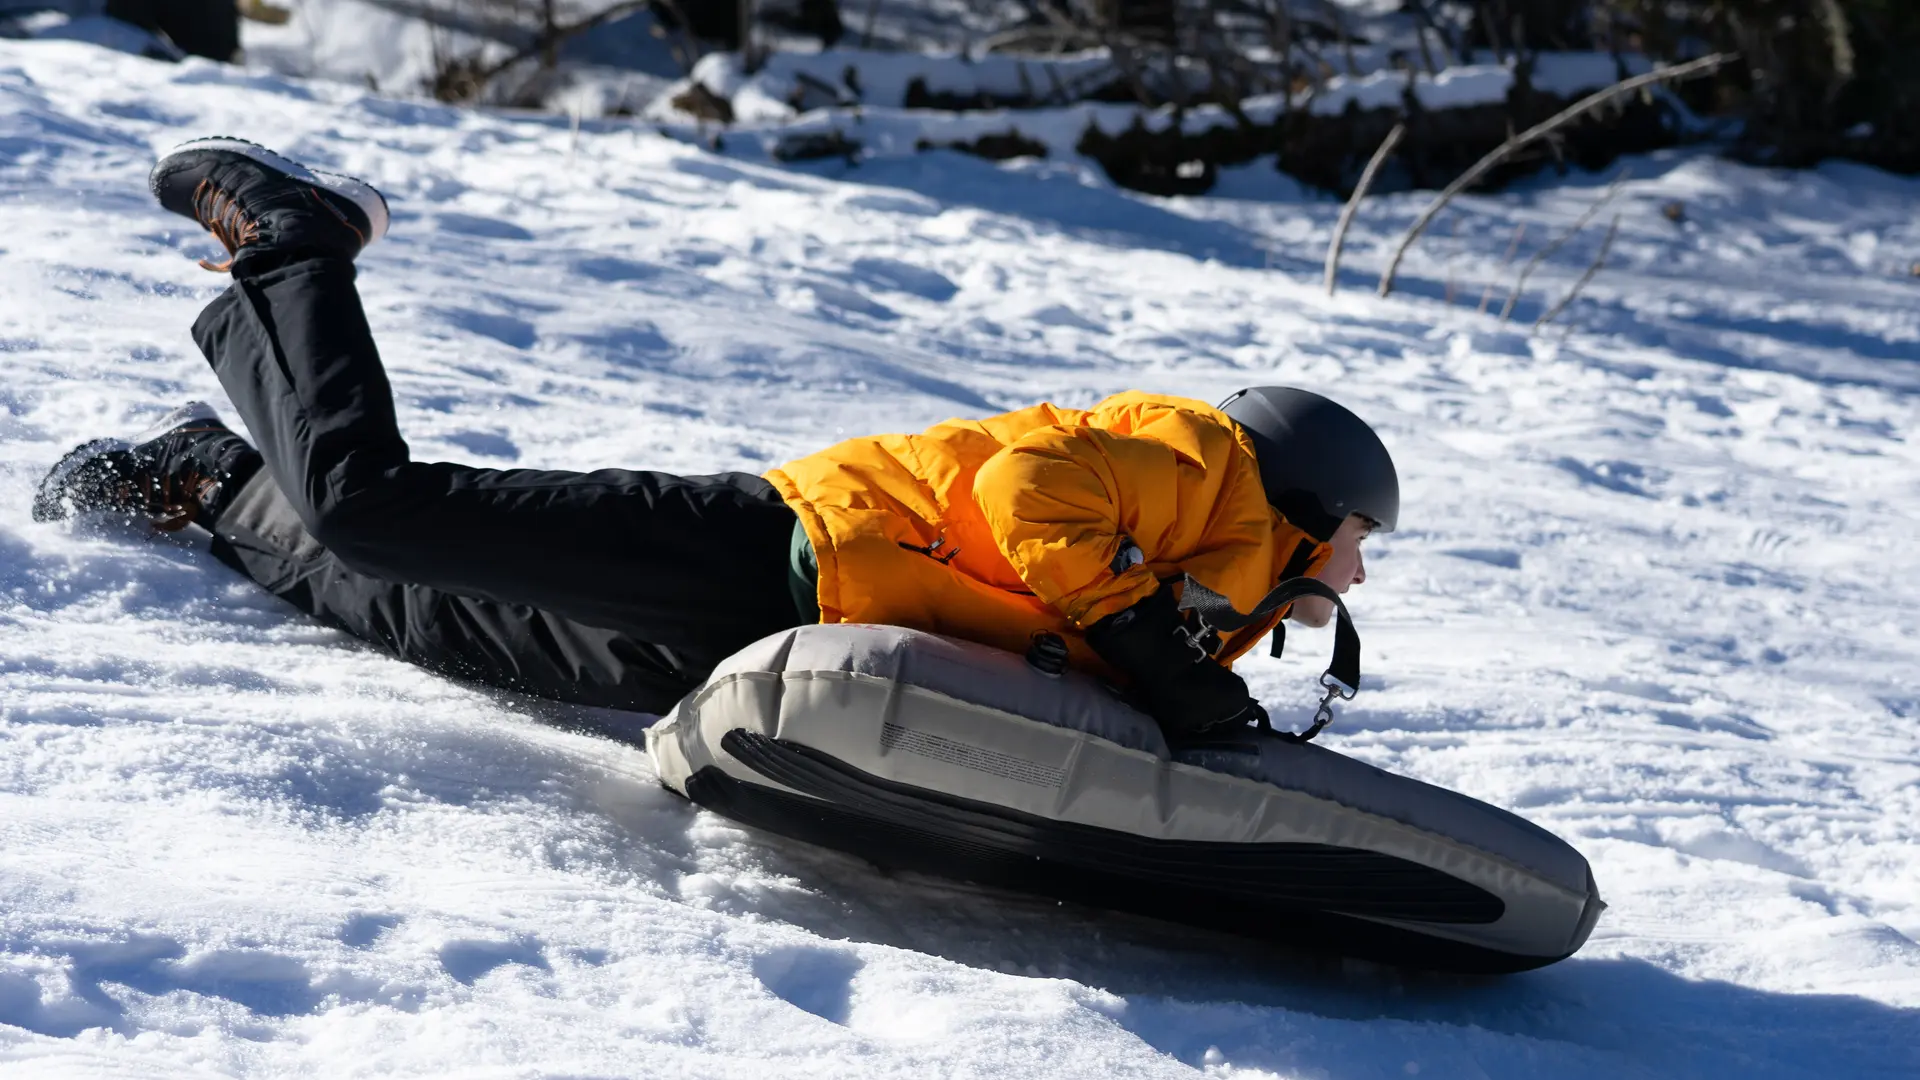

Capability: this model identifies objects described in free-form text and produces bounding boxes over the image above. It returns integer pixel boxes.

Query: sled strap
[1265,539,1318,662]
[1178,575,1361,743]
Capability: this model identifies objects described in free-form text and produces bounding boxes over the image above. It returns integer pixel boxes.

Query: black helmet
[1217,386,1399,541]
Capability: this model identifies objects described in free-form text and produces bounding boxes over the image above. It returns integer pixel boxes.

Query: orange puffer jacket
[763,391,1330,675]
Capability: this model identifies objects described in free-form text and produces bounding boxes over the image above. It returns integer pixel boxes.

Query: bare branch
[1377,52,1733,298]
[1265,0,1293,113]
[650,0,706,74]
[1443,214,1466,304]
[1501,167,1629,322]
[1325,0,1357,75]
[1324,121,1406,296]
[1477,223,1526,314]
[1403,0,1460,66]
[1535,213,1621,330]
[1479,0,1505,65]
[1413,25,1438,77]
[468,0,658,93]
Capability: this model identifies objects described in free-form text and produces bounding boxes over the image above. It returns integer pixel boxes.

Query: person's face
[1287,513,1373,628]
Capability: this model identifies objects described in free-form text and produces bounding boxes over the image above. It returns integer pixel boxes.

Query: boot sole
[149,137,391,248]
[31,402,225,524]
[33,438,131,523]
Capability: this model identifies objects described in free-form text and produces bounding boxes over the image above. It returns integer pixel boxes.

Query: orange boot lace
[191,179,261,272]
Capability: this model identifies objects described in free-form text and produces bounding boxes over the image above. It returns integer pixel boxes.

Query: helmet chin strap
[1176,574,1361,743]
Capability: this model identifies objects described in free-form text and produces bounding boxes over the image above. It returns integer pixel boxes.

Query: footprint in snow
[432,213,535,242]
[1653,709,1772,741]
[440,310,537,350]
[441,430,520,462]
[1555,456,1665,498]
[1030,304,1105,333]
[849,257,958,302]
[753,945,862,1026]
[339,912,404,949]
[572,255,661,283]
[438,936,550,985]
[1440,548,1522,570]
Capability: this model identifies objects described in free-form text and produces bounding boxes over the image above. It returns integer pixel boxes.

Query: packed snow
[2,36,1919,1080]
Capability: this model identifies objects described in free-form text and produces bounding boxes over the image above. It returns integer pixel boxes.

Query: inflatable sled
[647,623,1604,973]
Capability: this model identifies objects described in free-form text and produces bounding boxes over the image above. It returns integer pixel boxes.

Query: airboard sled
[646,624,1604,972]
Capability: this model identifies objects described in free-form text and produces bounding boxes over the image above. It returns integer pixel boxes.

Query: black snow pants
[191,257,806,714]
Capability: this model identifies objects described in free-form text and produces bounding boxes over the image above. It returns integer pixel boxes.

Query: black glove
[1085,584,1266,740]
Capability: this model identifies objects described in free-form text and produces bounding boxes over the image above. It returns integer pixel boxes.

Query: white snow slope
[2,39,1919,1080]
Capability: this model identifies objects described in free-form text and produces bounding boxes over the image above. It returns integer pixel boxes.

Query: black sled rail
[684,730,1590,974]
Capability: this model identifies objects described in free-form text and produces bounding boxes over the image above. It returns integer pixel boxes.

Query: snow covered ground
[2,37,1918,1080]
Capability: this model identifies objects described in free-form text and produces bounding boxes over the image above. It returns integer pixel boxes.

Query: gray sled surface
[648,624,1604,972]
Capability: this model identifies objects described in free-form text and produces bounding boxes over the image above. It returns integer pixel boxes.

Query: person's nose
[1352,550,1366,587]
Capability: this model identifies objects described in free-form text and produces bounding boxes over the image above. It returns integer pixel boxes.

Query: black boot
[148,137,390,275]
[34,402,263,531]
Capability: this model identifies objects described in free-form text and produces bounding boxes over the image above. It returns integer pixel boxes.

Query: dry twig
[1376,52,1733,298]
[1500,167,1630,321]
[1478,223,1527,313]
[1324,122,1406,296]
[465,0,660,95]
[1535,213,1622,329]
[1444,216,1464,304]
